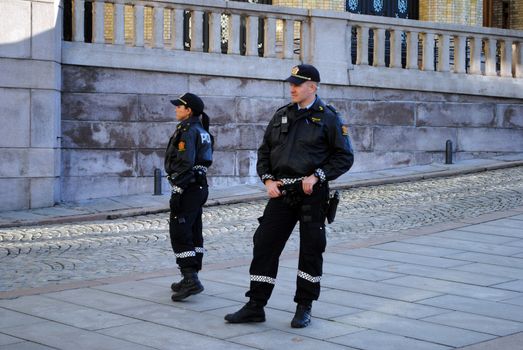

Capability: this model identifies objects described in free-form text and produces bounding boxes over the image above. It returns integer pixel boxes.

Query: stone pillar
[373,28,386,67]
[437,34,450,72]
[208,12,222,54]
[173,8,184,51]
[283,19,294,59]
[135,5,145,47]
[469,36,483,75]
[153,6,164,49]
[0,0,62,210]
[390,28,403,69]
[356,25,369,65]
[500,39,513,77]
[422,32,435,71]
[228,14,240,55]
[246,15,259,57]
[515,41,523,78]
[114,3,125,46]
[309,11,350,85]
[485,37,497,76]
[406,30,419,69]
[453,35,467,73]
[264,17,276,58]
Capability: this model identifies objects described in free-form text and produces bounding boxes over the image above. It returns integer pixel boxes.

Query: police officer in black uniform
[165,93,213,301]
[225,64,354,327]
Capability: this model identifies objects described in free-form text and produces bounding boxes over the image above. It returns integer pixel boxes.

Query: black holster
[281,181,305,208]
[326,190,339,224]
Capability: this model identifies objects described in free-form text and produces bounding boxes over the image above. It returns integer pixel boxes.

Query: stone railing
[63,0,523,98]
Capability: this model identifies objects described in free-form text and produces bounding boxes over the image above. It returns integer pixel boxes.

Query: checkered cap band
[280,177,305,185]
[250,275,276,284]
[298,270,321,283]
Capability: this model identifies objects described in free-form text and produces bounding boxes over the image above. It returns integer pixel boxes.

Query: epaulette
[326,104,338,114]
[276,102,293,112]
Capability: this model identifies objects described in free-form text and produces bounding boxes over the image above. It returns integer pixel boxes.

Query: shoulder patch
[178,141,186,151]
[341,125,349,136]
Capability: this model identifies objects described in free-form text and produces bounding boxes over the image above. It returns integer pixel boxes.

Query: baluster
[191,10,203,51]
[501,39,513,77]
[93,0,105,44]
[153,6,164,48]
[345,24,352,68]
[422,32,435,71]
[515,41,523,78]
[135,5,144,47]
[356,25,369,65]
[301,20,310,62]
[390,28,402,69]
[228,14,240,55]
[406,30,418,69]
[246,15,259,56]
[283,18,294,59]
[264,17,276,58]
[485,37,497,76]
[208,12,222,54]
[173,8,184,50]
[438,34,450,72]
[469,36,482,75]
[453,35,466,73]
[114,2,124,45]
[373,28,385,67]
[74,0,85,42]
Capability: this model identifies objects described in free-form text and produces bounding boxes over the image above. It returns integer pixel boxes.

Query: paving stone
[380,263,513,286]
[454,263,523,280]
[334,311,495,347]
[500,295,523,306]
[482,218,523,230]
[0,308,46,329]
[322,252,395,268]
[418,295,523,322]
[0,333,23,346]
[421,311,523,336]
[0,342,57,350]
[44,288,154,312]
[431,230,519,244]
[0,295,138,331]
[341,248,467,268]
[321,262,404,281]
[329,329,451,350]
[491,280,523,292]
[320,289,447,319]
[458,224,523,238]
[447,251,523,269]
[403,236,523,256]
[370,241,464,257]
[228,329,352,350]
[1,321,156,350]
[382,275,520,301]
[457,332,523,350]
[98,322,250,350]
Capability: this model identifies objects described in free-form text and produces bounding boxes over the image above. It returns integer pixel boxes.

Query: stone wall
[61,64,523,202]
[0,0,62,211]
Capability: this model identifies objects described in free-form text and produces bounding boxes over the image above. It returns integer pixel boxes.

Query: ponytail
[201,112,214,149]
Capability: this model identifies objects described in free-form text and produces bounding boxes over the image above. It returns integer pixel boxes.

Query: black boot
[291,304,312,328]
[170,277,184,292]
[171,270,204,301]
[224,300,266,323]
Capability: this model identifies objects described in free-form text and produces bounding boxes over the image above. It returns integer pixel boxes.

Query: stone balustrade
[64,0,523,98]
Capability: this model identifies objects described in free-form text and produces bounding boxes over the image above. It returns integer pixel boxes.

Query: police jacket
[257,96,354,182]
[164,116,213,189]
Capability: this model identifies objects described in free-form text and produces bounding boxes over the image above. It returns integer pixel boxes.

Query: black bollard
[153,168,162,195]
[445,140,453,164]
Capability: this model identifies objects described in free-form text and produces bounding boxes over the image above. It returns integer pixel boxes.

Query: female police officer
[164,93,213,301]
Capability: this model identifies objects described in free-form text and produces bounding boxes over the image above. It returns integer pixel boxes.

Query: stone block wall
[61,64,523,202]
[0,0,61,211]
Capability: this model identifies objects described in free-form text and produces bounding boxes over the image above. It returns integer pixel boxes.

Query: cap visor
[284,76,307,85]
[170,99,184,106]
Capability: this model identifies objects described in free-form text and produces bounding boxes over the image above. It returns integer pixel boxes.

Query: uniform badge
[341,125,349,136]
[311,117,321,123]
[291,66,299,75]
[178,141,186,151]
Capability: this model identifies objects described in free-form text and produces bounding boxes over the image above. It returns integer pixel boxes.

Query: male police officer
[225,64,354,327]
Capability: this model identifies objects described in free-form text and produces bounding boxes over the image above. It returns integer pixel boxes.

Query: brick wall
[419,0,483,26]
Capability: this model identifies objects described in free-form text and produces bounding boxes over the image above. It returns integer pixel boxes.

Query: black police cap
[170,93,204,116]
[285,64,321,85]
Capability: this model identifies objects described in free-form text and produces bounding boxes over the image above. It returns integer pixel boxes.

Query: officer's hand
[265,180,283,198]
[302,175,319,195]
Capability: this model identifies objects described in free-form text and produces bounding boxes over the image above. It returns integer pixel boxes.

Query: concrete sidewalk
[1,155,523,228]
[1,202,523,349]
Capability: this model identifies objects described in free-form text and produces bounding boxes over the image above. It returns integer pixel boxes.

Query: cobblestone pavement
[1,166,523,292]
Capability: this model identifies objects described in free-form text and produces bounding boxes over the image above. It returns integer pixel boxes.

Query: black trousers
[246,183,329,306]
[169,183,208,271]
